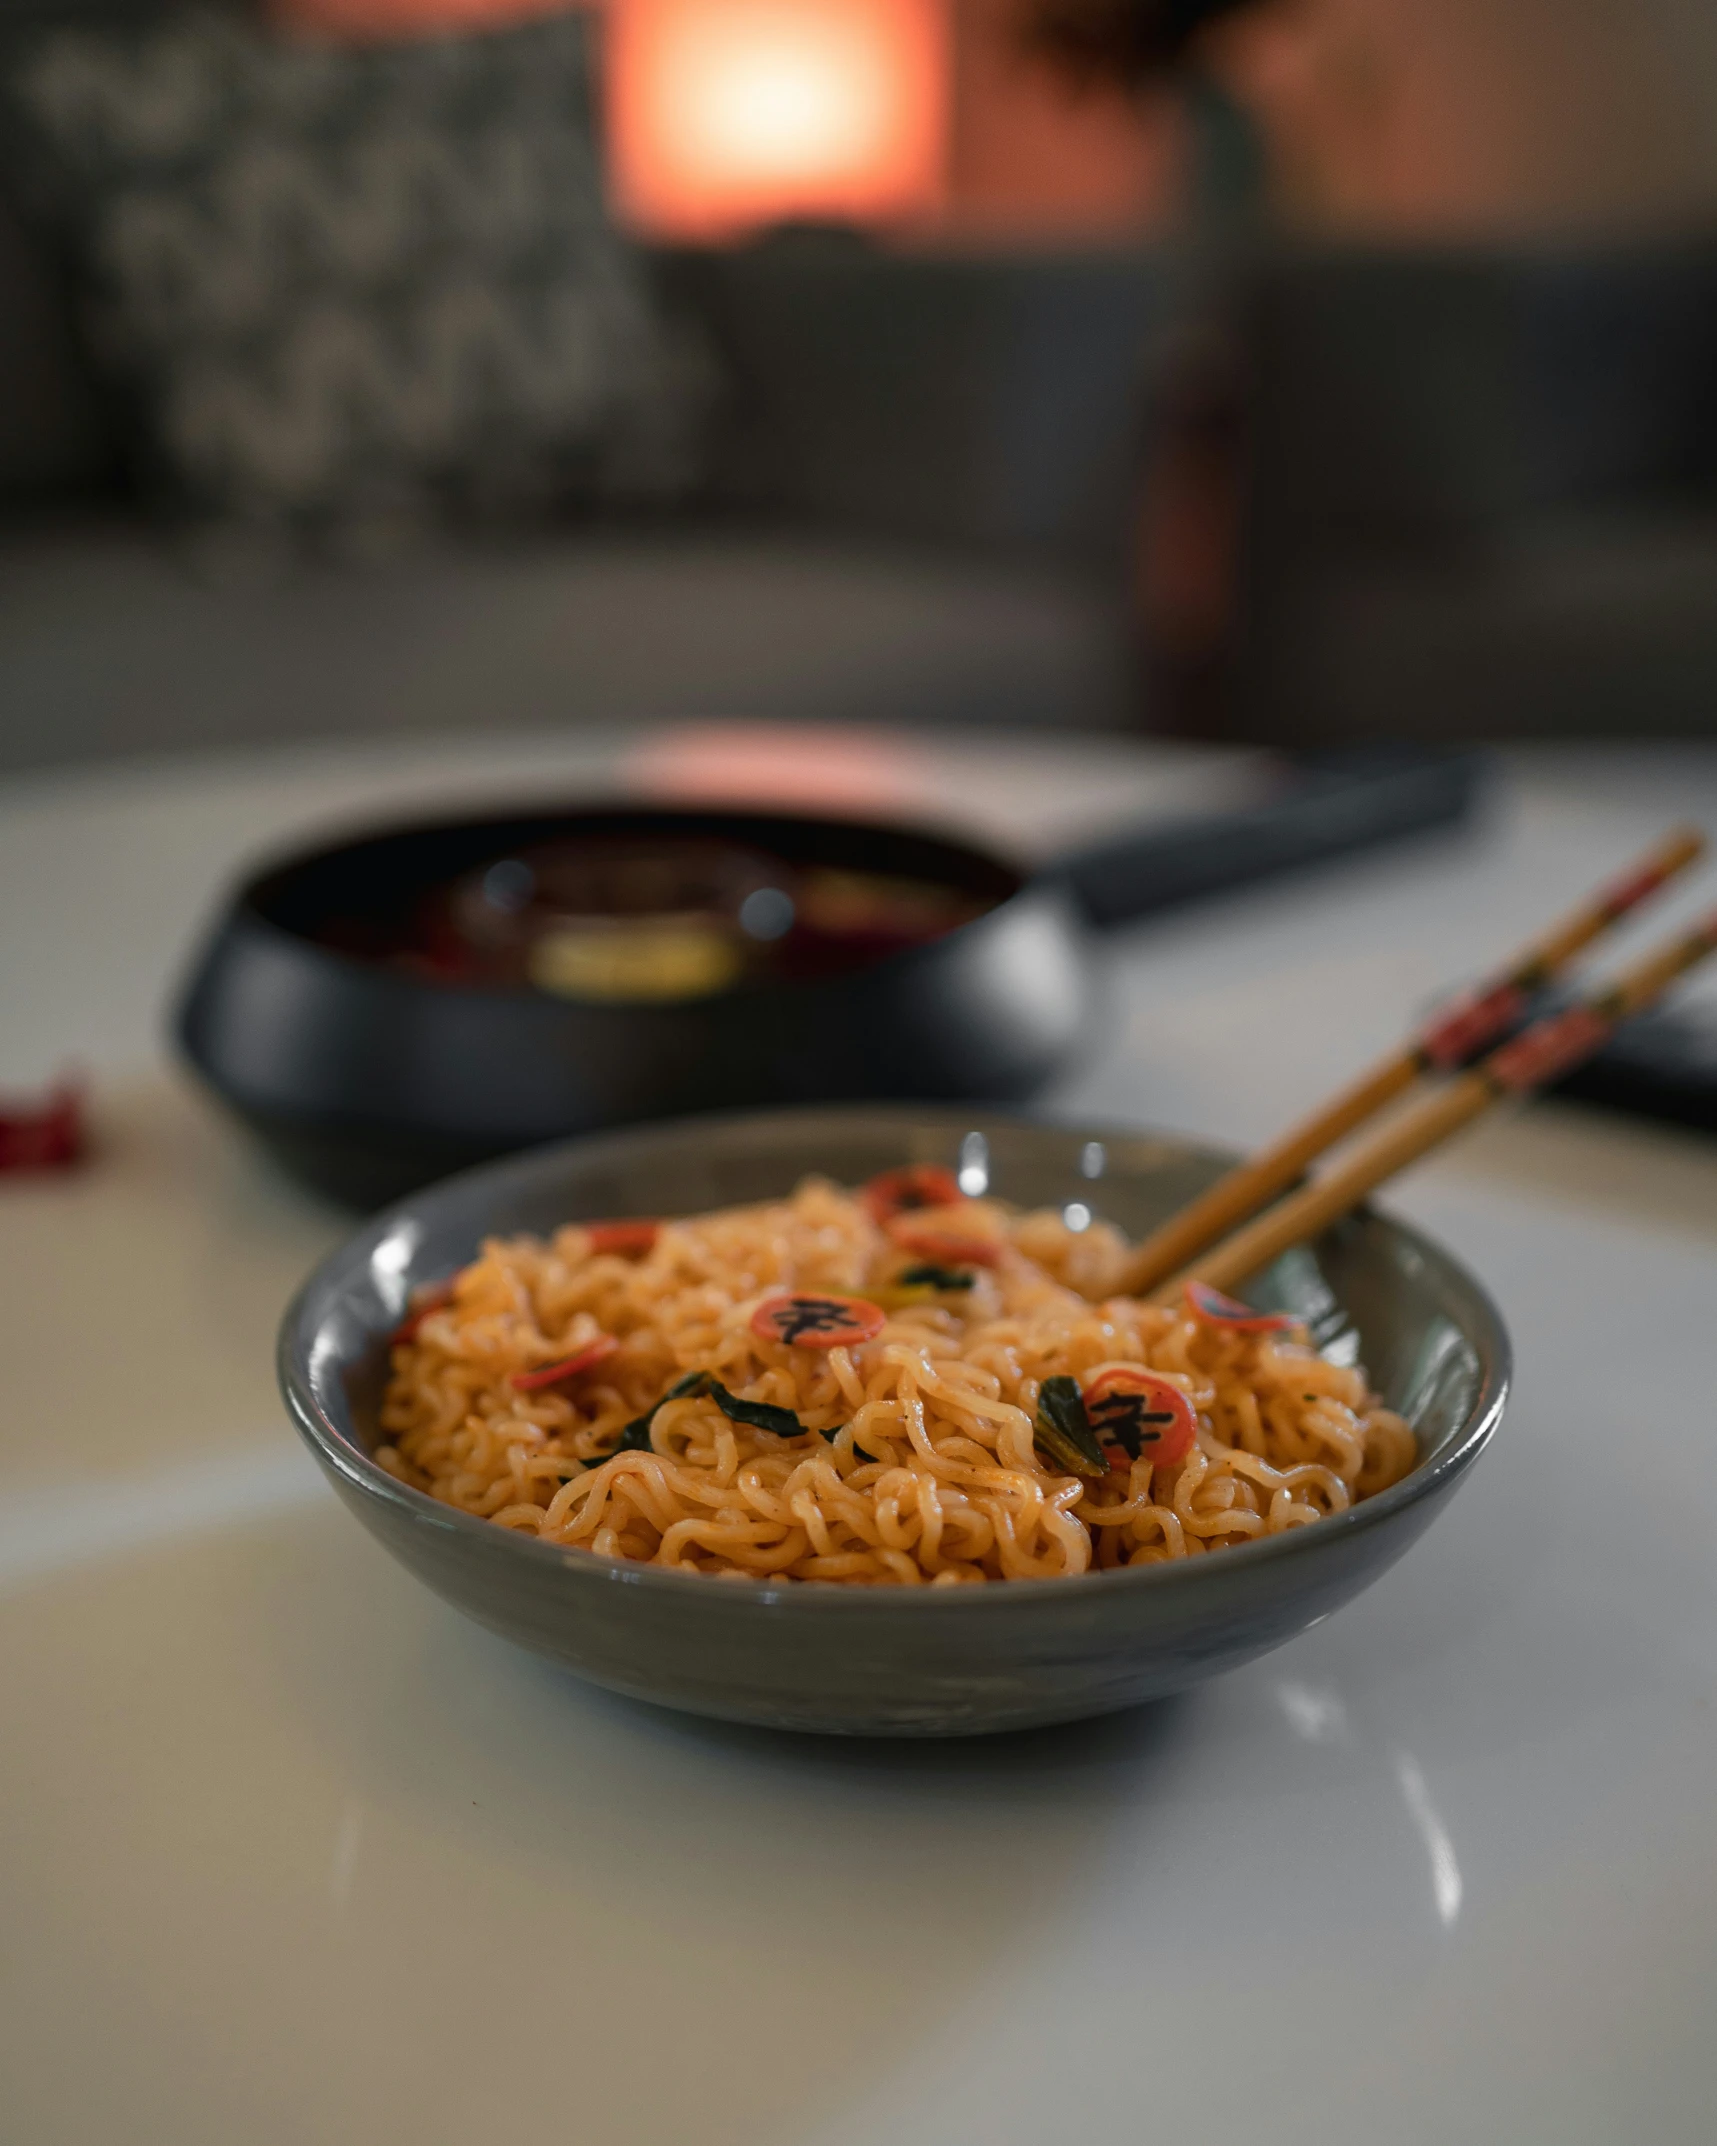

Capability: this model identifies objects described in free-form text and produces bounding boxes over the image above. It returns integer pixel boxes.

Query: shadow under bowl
[278,1107,1509,1737]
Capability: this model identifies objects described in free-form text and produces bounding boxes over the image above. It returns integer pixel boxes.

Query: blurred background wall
[3,0,1715,769]
[1132,0,1717,240]
[271,0,1717,243]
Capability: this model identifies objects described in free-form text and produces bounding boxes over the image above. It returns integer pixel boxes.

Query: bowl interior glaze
[280,1108,1509,1736]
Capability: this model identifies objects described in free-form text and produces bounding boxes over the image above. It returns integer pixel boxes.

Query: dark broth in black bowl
[315,834,991,1003]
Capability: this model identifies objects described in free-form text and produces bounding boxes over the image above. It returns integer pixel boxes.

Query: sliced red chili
[584,1219,660,1257]
[1080,1367,1198,1469]
[1184,1281,1295,1335]
[885,1221,1003,1268]
[389,1279,456,1347]
[861,1164,964,1224]
[511,1335,620,1391]
[751,1292,886,1348]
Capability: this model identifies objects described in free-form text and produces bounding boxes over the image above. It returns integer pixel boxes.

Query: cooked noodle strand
[377,1178,1414,1583]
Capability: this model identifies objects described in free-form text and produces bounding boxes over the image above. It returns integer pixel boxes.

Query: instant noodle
[377,1172,1417,1585]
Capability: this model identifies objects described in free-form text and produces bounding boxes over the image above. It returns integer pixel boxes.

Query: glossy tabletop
[3,727,1716,2146]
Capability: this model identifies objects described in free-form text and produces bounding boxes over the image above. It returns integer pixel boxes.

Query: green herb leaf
[820,1423,881,1463]
[605,1369,811,1457]
[1032,1375,1107,1479]
[897,1263,977,1291]
[603,1370,707,1457]
[704,1379,805,1439]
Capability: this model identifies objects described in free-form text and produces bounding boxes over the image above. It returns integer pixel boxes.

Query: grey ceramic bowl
[278,1107,1508,1737]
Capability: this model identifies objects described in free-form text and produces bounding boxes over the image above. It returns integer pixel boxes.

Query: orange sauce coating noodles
[376,1178,1417,1584]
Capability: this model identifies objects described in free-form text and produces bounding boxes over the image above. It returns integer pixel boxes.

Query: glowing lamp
[608,0,947,237]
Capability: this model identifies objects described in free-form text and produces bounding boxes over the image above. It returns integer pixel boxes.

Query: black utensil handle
[1053,747,1484,930]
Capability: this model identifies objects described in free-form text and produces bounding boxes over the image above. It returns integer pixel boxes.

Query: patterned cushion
[4,9,709,528]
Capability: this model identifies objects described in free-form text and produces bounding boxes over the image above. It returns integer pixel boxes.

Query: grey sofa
[1226,240,1717,744]
[0,193,1161,774]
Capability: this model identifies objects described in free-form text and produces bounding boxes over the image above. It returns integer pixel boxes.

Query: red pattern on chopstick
[1416,832,1702,1072]
[1416,982,1531,1071]
[1485,1005,1614,1093]
[1598,851,1686,921]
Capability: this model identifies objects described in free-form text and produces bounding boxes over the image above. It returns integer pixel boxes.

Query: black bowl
[176,803,1093,1208]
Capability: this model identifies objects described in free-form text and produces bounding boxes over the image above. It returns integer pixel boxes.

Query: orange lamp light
[608,0,948,237]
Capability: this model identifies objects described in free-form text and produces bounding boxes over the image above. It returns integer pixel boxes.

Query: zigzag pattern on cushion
[161,282,665,503]
[9,11,704,518]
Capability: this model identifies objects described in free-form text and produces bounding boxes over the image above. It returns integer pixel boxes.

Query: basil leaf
[604,1370,708,1456]
[820,1424,880,1464]
[1032,1375,1107,1480]
[704,1379,805,1439]
[897,1263,976,1291]
[606,1369,811,1455]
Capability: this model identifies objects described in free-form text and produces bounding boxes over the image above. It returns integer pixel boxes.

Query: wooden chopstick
[1117,823,1706,1297]
[1151,906,1717,1303]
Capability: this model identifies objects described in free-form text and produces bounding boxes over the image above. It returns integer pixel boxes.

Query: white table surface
[3,727,1717,2146]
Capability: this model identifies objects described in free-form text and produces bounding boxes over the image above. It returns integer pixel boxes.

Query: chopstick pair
[1118,826,1710,1304]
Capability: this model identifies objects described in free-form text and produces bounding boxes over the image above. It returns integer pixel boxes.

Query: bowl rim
[278,1104,1511,1612]
[213,797,1039,1014]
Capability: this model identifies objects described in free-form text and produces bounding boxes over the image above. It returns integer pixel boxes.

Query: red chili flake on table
[751,1292,887,1348]
[1081,1368,1198,1470]
[584,1220,660,1257]
[389,1279,456,1347]
[1184,1281,1296,1334]
[0,1081,84,1174]
[885,1220,1003,1268]
[511,1335,620,1391]
[860,1165,965,1224]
